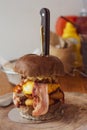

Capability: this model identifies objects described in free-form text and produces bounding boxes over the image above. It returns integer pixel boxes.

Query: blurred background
[0,0,87,60]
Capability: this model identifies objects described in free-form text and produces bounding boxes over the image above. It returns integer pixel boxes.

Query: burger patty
[13,86,64,107]
[13,78,64,117]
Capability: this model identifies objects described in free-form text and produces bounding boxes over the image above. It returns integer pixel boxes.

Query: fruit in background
[55,16,78,36]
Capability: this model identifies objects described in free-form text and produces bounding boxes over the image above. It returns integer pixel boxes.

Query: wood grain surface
[0,71,12,96]
[0,70,87,130]
[60,75,87,94]
[0,92,87,130]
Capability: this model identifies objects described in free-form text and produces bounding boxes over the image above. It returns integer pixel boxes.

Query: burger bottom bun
[19,102,62,121]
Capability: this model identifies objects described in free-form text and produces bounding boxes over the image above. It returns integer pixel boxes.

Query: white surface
[0,0,85,60]
[8,108,42,124]
[0,93,12,107]
[4,71,21,85]
[1,66,21,85]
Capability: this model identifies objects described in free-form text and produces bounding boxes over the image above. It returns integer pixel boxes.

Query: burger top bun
[14,54,65,78]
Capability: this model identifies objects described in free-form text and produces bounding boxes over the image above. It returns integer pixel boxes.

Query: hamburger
[13,54,65,120]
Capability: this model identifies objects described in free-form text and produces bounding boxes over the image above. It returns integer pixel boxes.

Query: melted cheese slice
[48,84,60,94]
[23,81,60,95]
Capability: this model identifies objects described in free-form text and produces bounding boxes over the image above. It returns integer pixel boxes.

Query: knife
[40,8,50,56]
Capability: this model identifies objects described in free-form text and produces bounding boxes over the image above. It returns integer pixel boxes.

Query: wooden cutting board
[0,92,87,130]
[0,71,12,96]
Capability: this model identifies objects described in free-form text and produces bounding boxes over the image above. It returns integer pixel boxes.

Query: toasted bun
[14,54,64,78]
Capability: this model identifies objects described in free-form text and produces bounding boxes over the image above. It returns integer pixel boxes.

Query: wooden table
[0,71,87,130]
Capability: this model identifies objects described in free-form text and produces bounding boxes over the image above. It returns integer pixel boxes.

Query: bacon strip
[32,83,49,116]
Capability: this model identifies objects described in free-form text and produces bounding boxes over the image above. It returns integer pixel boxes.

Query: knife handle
[40,8,50,56]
